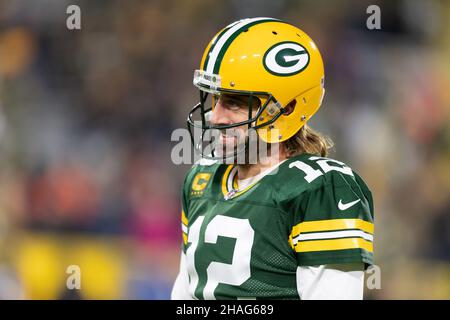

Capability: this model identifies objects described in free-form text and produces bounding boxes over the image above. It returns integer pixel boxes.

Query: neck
[237,144,288,180]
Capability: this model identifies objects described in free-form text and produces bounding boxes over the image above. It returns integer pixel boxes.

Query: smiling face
[209,93,261,160]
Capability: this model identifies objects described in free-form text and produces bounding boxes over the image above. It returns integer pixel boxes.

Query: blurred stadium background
[0,0,449,299]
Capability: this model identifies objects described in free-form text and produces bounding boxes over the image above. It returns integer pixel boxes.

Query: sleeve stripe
[181,210,188,226]
[294,237,373,253]
[290,218,373,239]
[293,230,373,244]
[181,210,188,245]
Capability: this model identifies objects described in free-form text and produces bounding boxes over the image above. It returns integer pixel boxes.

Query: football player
[172,17,374,299]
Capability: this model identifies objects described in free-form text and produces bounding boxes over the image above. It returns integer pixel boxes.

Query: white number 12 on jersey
[186,215,255,299]
[289,156,354,183]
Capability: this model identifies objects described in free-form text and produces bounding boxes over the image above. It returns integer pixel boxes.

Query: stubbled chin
[215,137,233,156]
[220,135,237,145]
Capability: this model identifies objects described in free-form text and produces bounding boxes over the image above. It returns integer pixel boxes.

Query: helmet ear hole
[283,100,297,116]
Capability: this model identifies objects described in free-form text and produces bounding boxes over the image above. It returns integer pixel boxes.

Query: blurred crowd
[0,0,449,299]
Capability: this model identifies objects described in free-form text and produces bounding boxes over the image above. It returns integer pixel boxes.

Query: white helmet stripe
[205,17,277,74]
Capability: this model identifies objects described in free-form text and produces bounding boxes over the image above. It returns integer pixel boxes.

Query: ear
[283,99,297,116]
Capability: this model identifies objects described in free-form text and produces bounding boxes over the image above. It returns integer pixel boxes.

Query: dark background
[0,0,449,299]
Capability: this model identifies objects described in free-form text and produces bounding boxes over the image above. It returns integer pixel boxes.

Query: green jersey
[179,153,374,299]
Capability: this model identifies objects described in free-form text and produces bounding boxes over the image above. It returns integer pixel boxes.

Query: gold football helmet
[188,17,325,158]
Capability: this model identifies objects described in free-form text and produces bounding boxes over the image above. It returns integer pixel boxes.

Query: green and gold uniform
[180,153,374,299]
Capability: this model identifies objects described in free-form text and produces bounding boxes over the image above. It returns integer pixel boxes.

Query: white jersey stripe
[292,230,373,245]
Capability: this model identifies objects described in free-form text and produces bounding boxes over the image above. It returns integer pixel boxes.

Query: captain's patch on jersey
[191,173,211,196]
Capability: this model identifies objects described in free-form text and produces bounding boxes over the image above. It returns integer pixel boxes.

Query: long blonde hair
[283,124,334,157]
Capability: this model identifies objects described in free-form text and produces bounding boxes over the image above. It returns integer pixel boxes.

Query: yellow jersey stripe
[181,210,188,226]
[221,165,260,199]
[233,180,260,198]
[291,218,373,239]
[182,233,188,245]
[294,237,373,253]
[221,165,234,197]
[288,234,294,249]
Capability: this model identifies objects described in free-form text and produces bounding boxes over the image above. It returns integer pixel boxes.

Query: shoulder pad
[272,153,359,199]
[194,156,218,167]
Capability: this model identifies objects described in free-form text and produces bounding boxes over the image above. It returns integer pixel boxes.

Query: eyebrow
[223,95,246,102]
[222,95,259,106]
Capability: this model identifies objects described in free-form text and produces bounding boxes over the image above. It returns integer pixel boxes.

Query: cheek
[221,112,245,126]
[234,108,253,122]
[235,125,249,139]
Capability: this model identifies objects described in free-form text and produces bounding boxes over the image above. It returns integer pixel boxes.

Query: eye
[223,98,242,109]
[229,101,245,111]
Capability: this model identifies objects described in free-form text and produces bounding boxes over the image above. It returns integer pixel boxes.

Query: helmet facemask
[187,83,285,163]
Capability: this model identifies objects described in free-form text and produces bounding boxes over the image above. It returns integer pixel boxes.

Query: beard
[213,128,272,165]
[200,127,277,165]
[213,128,247,164]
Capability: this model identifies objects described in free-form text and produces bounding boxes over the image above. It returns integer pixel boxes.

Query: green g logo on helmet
[263,41,310,76]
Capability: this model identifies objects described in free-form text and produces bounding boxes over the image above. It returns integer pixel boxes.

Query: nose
[210,98,231,126]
